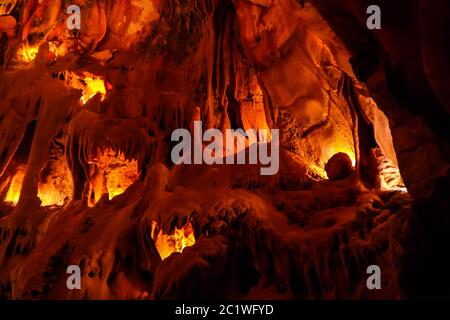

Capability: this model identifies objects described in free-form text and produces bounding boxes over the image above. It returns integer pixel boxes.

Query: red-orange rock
[0,15,17,38]
[325,152,354,180]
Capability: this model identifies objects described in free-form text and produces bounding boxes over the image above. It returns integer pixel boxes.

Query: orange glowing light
[17,43,39,63]
[87,148,139,207]
[81,76,106,104]
[4,166,26,205]
[63,71,106,105]
[308,143,356,179]
[38,160,73,206]
[3,161,72,207]
[48,41,68,58]
[151,221,196,260]
[101,150,138,200]
[38,184,69,207]
[326,145,356,167]
[16,41,66,63]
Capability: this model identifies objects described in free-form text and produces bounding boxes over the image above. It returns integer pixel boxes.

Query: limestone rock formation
[0,0,448,300]
[325,152,354,181]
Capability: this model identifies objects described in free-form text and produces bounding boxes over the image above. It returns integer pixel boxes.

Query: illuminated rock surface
[0,0,448,299]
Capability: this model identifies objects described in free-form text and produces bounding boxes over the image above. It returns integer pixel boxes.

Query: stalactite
[0,0,442,300]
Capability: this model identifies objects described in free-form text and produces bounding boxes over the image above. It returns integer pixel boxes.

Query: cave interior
[0,0,449,300]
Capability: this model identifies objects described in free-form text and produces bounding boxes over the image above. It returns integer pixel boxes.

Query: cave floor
[0,158,412,299]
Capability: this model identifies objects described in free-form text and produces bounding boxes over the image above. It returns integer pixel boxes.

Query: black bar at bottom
[0,300,446,319]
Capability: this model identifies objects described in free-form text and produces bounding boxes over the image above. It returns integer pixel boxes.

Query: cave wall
[0,0,448,299]
[309,0,450,297]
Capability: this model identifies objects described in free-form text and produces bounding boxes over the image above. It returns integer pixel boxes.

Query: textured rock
[325,153,354,181]
[0,15,16,38]
[0,0,447,300]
